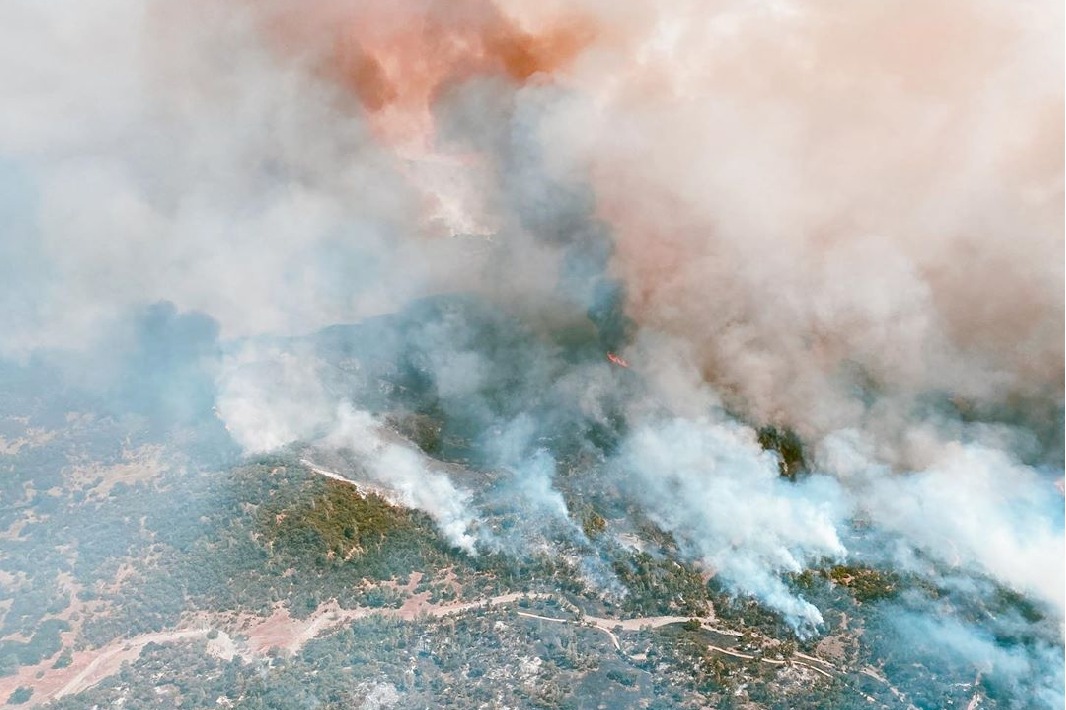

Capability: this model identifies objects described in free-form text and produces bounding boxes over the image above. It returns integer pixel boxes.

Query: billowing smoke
[822,429,1066,612]
[618,414,847,629]
[1,0,1062,701]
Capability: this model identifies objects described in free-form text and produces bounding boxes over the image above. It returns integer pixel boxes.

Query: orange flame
[606,352,629,368]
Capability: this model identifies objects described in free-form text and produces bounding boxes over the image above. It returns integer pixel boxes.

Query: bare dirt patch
[68,444,167,499]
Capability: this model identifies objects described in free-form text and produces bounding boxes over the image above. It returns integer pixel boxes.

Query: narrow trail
[512,607,836,681]
[518,611,624,650]
[54,629,211,699]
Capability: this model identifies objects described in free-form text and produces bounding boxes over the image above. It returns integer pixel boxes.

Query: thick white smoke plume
[1,0,1061,660]
[216,343,478,552]
[324,405,479,555]
[822,430,1066,612]
[620,415,847,629]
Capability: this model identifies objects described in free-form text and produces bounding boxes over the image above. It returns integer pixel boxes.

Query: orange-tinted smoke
[257,0,593,148]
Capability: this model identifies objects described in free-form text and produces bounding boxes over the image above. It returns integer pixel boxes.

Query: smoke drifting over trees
[0,0,1062,704]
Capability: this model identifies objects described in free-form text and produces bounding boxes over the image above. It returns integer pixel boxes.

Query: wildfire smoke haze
[0,0,1063,703]
[237,0,1064,438]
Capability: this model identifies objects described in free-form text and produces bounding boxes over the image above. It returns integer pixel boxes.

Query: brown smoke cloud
[244,0,1063,443]
[250,0,594,148]
[557,0,1062,440]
